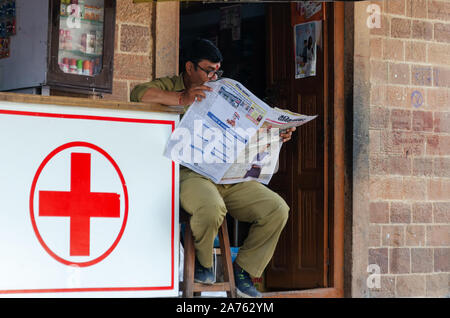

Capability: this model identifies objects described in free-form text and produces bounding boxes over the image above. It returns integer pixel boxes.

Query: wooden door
[265,3,329,290]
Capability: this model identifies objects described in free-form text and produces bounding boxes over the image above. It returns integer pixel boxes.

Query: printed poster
[294,21,321,79]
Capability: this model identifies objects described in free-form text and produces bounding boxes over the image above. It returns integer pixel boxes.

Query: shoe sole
[236,288,261,298]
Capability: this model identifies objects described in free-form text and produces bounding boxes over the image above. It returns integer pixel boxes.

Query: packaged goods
[62,57,69,73]
[80,33,87,52]
[95,30,103,54]
[59,29,65,48]
[86,31,95,54]
[69,58,77,74]
[60,3,67,16]
[78,0,85,19]
[64,30,72,50]
[76,59,83,75]
[83,60,91,76]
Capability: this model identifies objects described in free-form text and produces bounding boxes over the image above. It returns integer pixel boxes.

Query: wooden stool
[180,209,236,298]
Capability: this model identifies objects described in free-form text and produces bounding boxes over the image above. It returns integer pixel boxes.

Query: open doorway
[179,2,344,296]
[180,2,267,98]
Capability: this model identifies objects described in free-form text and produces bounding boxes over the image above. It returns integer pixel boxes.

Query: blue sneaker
[194,258,216,285]
[233,262,262,298]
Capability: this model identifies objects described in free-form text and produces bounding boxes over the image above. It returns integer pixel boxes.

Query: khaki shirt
[130,74,185,103]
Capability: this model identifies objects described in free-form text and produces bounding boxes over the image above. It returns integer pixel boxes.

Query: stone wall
[353,0,449,298]
[102,0,154,102]
[101,0,179,102]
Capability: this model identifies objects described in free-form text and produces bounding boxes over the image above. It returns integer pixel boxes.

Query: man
[131,39,295,298]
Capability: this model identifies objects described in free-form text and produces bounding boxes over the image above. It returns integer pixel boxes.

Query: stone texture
[102,80,129,102]
[370,201,390,223]
[411,20,433,40]
[369,225,382,247]
[434,112,450,134]
[396,275,426,297]
[387,0,405,15]
[390,248,410,274]
[434,248,450,272]
[428,43,450,66]
[434,23,450,43]
[405,41,426,63]
[412,202,433,223]
[428,0,450,21]
[114,54,152,80]
[433,202,450,223]
[368,275,396,298]
[433,66,450,88]
[120,24,151,53]
[391,109,411,130]
[434,157,450,178]
[391,18,411,38]
[411,248,433,273]
[426,273,450,297]
[389,63,410,85]
[406,0,427,19]
[382,225,405,247]
[412,111,433,132]
[426,225,450,246]
[369,248,389,274]
[383,38,404,61]
[427,180,450,201]
[359,0,450,299]
[391,202,411,223]
[406,225,426,246]
[116,0,153,25]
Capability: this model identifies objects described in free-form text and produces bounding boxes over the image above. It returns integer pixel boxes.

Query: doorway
[179,1,345,296]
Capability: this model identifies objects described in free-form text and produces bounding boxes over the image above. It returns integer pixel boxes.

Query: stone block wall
[102,0,154,102]
[365,0,449,297]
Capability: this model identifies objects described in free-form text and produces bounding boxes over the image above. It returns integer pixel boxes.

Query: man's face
[187,59,222,86]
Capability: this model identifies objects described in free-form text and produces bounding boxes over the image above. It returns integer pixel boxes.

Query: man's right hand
[179,85,212,106]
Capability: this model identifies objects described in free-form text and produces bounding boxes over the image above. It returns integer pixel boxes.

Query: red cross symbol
[38,152,120,256]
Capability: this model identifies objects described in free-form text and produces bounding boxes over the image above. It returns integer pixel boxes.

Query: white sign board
[0,101,179,297]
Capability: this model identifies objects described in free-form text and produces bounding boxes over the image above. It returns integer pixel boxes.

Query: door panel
[265,3,328,290]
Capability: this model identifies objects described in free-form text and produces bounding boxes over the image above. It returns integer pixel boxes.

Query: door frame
[163,1,346,298]
[263,1,345,298]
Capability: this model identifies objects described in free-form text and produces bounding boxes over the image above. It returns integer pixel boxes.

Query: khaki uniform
[131,75,289,277]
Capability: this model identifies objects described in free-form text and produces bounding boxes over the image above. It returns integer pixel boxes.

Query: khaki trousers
[180,169,289,278]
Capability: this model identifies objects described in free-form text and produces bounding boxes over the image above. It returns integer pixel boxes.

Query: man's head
[183,38,223,86]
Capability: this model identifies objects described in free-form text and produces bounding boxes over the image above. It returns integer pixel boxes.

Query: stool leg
[183,222,195,298]
[218,221,236,298]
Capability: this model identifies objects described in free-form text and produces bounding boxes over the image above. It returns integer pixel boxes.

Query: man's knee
[278,201,290,227]
[191,203,227,229]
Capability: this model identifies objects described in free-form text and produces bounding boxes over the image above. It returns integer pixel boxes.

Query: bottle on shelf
[64,30,72,50]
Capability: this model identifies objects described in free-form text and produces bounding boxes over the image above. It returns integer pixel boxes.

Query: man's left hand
[280,127,296,143]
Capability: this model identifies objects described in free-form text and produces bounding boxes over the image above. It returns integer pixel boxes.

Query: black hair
[182,38,223,67]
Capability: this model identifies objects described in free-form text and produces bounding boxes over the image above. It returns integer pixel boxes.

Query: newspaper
[163,78,317,185]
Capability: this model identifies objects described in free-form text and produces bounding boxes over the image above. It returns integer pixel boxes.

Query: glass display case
[0,0,115,95]
[47,0,115,93]
[57,0,104,76]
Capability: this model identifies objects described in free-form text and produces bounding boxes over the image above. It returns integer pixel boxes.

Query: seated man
[131,38,295,298]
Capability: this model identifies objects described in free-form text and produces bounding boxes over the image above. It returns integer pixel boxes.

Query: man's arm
[140,85,213,106]
[140,88,181,106]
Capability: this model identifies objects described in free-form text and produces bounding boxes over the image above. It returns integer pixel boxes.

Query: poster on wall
[294,21,321,79]
[291,1,325,25]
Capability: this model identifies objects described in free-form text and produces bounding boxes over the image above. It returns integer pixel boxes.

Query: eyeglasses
[195,64,223,80]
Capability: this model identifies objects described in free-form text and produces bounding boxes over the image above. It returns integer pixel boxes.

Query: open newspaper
[163,78,316,185]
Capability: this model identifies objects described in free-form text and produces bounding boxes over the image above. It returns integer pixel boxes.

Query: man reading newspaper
[131,39,295,298]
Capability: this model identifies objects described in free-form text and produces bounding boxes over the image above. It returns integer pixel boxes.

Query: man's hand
[280,127,296,143]
[179,85,212,105]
